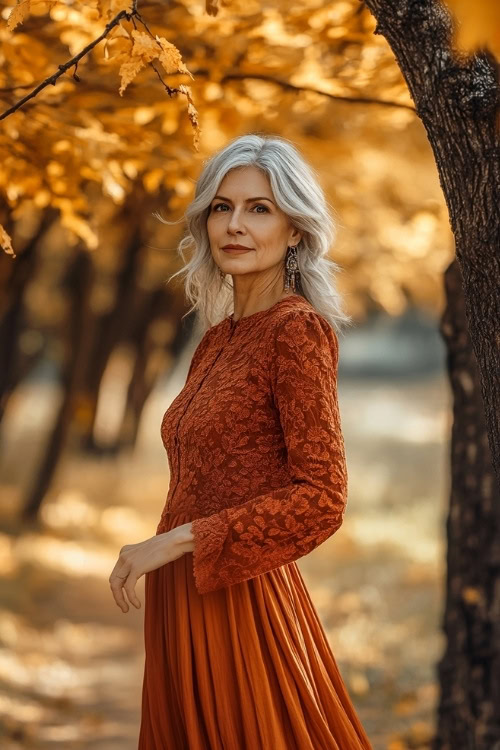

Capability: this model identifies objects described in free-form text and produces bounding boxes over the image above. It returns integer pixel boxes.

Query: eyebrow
[213,195,275,205]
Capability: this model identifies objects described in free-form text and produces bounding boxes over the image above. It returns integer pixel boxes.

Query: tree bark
[361,0,500,483]
[437,260,500,749]
[358,2,500,746]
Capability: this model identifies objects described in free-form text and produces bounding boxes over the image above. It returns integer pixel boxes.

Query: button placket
[167,324,239,510]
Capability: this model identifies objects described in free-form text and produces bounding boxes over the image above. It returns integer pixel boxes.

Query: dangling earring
[219,268,225,280]
[284,245,300,292]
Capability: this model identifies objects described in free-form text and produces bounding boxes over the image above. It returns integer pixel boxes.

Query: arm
[189,310,348,595]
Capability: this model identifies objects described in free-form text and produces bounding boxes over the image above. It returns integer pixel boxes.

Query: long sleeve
[190,310,348,595]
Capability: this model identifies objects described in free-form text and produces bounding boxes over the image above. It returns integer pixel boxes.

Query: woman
[109,134,373,749]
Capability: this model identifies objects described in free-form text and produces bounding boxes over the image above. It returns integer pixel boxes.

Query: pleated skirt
[138,510,373,750]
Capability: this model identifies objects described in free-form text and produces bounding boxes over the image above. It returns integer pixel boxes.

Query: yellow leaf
[156,37,194,78]
[0,223,16,257]
[6,0,31,32]
[118,31,160,95]
[118,31,193,95]
[131,30,160,63]
[179,84,201,151]
[119,57,147,95]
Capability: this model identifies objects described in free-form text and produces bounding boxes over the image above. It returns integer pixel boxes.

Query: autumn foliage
[1,0,497,260]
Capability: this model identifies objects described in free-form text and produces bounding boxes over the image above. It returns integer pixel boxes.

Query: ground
[0,371,449,749]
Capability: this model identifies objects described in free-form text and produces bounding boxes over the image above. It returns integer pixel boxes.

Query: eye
[211,202,269,213]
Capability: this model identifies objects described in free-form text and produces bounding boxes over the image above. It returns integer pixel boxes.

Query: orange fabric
[139,294,373,749]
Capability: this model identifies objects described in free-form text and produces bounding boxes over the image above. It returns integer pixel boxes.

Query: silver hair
[154,133,353,337]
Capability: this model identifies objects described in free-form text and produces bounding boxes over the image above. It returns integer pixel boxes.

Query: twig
[150,62,182,97]
[133,10,184,97]
[0,8,137,121]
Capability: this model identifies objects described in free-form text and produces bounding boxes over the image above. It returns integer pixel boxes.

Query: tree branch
[197,70,416,111]
[0,8,137,121]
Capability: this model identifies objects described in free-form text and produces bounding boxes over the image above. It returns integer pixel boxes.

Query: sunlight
[347,510,444,563]
[41,490,99,531]
[0,533,16,575]
[0,693,45,722]
[14,534,116,578]
[100,505,152,542]
[93,345,134,447]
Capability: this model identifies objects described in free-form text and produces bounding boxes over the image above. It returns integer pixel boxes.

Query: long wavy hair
[155,133,353,337]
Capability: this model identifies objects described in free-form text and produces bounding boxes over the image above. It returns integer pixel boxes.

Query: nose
[227,206,245,234]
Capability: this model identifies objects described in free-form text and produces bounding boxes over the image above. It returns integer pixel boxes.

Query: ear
[289,228,302,246]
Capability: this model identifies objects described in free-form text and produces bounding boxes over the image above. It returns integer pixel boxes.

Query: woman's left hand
[109,527,191,613]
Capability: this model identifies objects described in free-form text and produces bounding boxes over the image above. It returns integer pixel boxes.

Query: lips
[222,246,253,253]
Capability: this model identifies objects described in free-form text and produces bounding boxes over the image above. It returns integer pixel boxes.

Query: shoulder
[269,303,339,371]
[272,302,338,349]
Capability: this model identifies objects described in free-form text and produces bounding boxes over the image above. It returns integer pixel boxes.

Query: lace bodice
[157,294,348,595]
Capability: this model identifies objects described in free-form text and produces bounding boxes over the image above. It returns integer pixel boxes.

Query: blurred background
[0,0,478,747]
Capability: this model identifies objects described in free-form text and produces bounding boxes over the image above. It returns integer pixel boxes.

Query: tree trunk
[116,287,195,450]
[115,287,165,449]
[436,260,500,748]
[21,248,94,523]
[79,219,143,453]
[0,210,56,423]
[359,2,499,745]
[362,0,500,484]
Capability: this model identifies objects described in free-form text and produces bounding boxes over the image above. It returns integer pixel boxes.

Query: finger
[109,575,130,612]
[123,573,141,609]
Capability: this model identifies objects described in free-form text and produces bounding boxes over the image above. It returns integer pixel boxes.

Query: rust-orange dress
[138,293,373,749]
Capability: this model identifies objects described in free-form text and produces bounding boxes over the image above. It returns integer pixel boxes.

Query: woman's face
[207,165,302,281]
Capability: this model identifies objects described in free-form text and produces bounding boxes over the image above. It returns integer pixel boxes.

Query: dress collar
[227,294,306,330]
